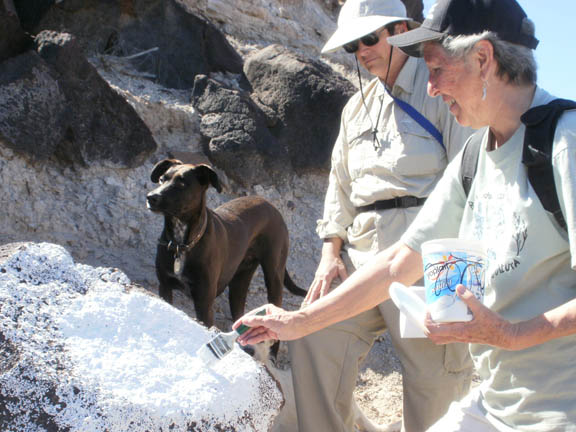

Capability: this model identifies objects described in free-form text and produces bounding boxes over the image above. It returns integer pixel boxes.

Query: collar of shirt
[377,56,419,100]
[530,85,554,108]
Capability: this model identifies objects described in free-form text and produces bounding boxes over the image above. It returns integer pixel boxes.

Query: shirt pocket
[390,116,447,176]
[346,123,395,180]
[346,211,378,252]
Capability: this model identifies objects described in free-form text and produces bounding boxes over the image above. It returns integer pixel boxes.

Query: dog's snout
[146,192,161,209]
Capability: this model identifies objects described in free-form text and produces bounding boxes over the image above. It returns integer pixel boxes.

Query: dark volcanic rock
[35,30,157,167]
[115,0,247,90]
[0,7,32,62]
[25,0,247,90]
[0,30,157,167]
[192,45,355,186]
[245,44,355,172]
[192,74,287,186]
[0,50,67,160]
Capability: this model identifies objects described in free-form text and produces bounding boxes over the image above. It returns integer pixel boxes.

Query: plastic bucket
[421,238,486,322]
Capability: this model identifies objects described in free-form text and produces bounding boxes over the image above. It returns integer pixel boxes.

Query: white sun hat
[322,0,420,54]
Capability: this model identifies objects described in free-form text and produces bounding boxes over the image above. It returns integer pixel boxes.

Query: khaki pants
[288,259,473,432]
[426,389,499,432]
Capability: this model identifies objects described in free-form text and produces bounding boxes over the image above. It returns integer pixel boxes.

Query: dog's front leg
[158,272,184,305]
[194,302,215,328]
[156,246,179,305]
[158,281,174,304]
[188,276,217,328]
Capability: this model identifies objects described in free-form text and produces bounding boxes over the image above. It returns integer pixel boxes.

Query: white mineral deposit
[0,243,282,431]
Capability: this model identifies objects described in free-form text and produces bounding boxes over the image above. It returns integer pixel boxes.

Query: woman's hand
[234,304,307,345]
[303,245,348,307]
[425,284,519,350]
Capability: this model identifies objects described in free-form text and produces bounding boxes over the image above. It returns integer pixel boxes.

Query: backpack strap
[520,99,576,231]
[384,86,445,150]
[460,131,483,198]
[460,99,574,232]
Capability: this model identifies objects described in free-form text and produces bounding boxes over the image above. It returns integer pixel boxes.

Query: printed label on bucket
[423,250,485,319]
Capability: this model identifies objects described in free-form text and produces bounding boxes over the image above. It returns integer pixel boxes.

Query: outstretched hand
[425,284,519,350]
[233,304,306,346]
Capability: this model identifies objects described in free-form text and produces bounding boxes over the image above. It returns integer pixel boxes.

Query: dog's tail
[284,271,307,297]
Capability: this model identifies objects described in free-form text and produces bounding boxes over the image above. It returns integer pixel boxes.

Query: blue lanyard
[384,86,445,150]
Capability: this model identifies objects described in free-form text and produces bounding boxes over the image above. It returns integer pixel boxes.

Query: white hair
[439,26,538,86]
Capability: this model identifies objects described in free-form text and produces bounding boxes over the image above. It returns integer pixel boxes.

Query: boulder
[20,0,247,91]
[0,50,67,160]
[245,44,355,172]
[0,242,283,431]
[401,0,425,22]
[192,74,288,187]
[115,0,248,90]
[0,6,31,62]
[0,30,157,168]
[192,45,355,186]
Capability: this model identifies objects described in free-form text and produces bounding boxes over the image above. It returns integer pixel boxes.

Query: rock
[35,30,157,167]
[192,74,287,187]
[11,0,55,31]
[245,44,355,172]
[0,242,283,431]
[191,45,355,185]
[0,50,68,160]
[0,6,31,62]
[191,0,340,56]
[0,30,157,167]
[113,0,248,90]
[23,0,248,91]
[401,0,425,23]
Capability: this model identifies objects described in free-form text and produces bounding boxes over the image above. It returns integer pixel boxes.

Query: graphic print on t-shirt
[471,190,528,283]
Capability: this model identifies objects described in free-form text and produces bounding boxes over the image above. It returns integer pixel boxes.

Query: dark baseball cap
[387,0,539,57]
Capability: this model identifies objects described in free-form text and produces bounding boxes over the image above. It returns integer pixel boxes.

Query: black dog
[146,159,306,327]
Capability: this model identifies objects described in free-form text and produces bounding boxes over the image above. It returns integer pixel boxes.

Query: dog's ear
[194,164,222,193]
[150,159,183,183]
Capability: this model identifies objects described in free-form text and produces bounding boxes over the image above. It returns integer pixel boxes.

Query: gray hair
[438,25,537,86]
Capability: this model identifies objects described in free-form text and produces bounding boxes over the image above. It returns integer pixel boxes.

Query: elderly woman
[236,0,576,430]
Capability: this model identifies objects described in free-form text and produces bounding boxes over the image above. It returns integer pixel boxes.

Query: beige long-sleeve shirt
[317,57,474,268]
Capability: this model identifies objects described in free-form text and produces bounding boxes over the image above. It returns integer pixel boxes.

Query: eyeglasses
[343,31,382,53]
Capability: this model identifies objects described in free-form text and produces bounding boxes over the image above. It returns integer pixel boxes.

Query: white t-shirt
[403,87,576,431]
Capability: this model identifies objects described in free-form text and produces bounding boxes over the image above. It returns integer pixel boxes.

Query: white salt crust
[0,243,282,431]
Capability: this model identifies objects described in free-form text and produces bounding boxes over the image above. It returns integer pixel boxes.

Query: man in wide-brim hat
[286,0,474,430]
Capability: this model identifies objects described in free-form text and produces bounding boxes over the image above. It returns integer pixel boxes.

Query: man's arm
[309,107,355,304]
[235,241,423,344]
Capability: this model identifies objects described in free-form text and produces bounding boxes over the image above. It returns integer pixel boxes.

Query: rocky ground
[356,335,404,429]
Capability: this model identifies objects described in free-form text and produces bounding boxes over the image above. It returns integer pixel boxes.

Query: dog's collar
[159,209,208,256]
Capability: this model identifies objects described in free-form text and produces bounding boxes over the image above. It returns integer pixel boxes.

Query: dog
[252,341,401,432]
[146,159,306,327]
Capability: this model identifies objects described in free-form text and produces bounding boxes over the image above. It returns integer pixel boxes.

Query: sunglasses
[343,31,382,53]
